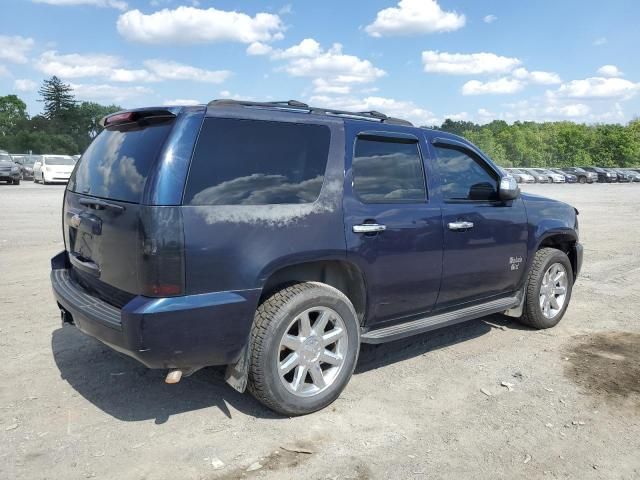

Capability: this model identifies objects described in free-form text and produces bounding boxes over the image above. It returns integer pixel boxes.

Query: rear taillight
[139,206,185,297]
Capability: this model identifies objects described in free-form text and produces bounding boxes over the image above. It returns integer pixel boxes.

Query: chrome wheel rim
[277,306,348,398]
[539,263,568,319]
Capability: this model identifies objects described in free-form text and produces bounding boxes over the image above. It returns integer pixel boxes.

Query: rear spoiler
[101,109,177,127]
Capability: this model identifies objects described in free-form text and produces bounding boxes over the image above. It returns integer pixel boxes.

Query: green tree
[38,76,76,120]
[0,95,28,136]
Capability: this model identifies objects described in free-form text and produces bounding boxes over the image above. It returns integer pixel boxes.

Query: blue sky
[1,0,639,125]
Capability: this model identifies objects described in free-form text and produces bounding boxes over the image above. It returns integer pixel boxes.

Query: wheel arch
[534,231,579,280]
[259,259,368,325]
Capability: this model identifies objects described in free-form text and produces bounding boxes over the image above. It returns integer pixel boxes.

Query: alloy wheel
[277,306,348,397]
[539,263,568,319]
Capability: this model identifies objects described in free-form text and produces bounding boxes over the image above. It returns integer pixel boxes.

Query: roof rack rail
[208,99,413,126]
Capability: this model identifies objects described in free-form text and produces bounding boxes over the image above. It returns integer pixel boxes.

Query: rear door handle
[353,223,386,234]
[448,221,474,231]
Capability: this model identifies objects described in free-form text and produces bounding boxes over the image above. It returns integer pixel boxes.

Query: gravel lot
[1,182,639,480]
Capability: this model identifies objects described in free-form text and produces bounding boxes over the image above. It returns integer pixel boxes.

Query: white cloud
[117,6,284,45]
[593,37,607,46]
[268,39,385,95]
[554,77,640,99]
[163,99,201,106]
[246,42,273,56]
[70,83,152,102]
[307,95,440,126]
[0,35,35,64]
[14,79,38,92]
[0,65,9,77]
[422,50,521,75]
[273,38,322,59]
[512,67,561,85]
[36,50,122,78]
[35,50,229,84]
[462,77,525,95]
[483,14,497,24]
[33,0,127,10]
[597,65,623,77]
[365,0,465,37]
[144,60,231,83]
[544,103,590,117]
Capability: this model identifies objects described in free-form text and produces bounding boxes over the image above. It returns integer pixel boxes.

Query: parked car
[531,168,566,183]
[51,100,583,415]
[621,169,640,182]
[521,168,551,183]
[505,168,535,183]
[33,155,75,184]
[549,169,577,183]
[582,166,617,183]
[560,167,597,184]
[12,154,39,180]
[606,168,633,182]
[0,152,21,185]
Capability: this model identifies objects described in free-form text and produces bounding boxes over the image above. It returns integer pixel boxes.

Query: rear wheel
[518,248,573,329]
[248,282,360,416]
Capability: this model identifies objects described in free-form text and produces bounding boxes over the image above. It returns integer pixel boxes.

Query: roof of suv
[205,99,415,127]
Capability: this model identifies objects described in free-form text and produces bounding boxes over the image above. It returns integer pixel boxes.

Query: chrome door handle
[448,221,474,231]
[353,223,386,234]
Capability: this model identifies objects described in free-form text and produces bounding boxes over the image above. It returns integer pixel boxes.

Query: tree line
[434,118,640,168]
[1,76,639,167]
[0,76,121,155]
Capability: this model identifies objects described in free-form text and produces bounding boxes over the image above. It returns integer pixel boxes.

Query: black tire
[13,179,20,185]
[518,248,573,329]
[578,176,586,184]
[247,282,360,416]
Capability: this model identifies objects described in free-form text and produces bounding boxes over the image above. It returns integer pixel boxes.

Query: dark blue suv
[51,100,582,415]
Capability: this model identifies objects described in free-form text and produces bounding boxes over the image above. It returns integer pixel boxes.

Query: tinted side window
[352,136,426,204]
[184,118,330,205]
[433,146,498,201]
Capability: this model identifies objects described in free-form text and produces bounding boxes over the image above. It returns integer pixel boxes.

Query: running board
[361,295,520,344]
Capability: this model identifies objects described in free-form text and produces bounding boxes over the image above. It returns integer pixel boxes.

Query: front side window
[184,118,330,205]
[352,136,426,204]
[433,145,498,201]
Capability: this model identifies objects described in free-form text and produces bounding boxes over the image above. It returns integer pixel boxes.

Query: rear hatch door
[64,113,176,304]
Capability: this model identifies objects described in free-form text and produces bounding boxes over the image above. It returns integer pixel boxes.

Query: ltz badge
[509,256,523,271]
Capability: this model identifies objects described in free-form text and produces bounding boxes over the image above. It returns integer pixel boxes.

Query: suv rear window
[68,118,173,203]
[184,118,330,205]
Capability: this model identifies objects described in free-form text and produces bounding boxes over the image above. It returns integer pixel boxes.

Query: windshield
[0,153,13,163]
[44,156,75,165]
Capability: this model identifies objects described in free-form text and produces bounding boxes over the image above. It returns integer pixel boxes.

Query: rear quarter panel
[181,108,347,295]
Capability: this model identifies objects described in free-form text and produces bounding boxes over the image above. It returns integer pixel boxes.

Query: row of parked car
[0,151,78,185]
[505,166,640,184]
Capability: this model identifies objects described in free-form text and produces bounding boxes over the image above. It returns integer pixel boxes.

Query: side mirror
[499,176,520,201]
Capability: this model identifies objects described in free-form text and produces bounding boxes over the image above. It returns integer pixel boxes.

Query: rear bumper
[51,251,260,369]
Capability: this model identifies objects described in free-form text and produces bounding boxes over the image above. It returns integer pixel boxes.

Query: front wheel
[517,248,573,329]
[248,282,360,416]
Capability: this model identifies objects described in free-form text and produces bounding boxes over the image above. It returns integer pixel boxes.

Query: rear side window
[184,118,330,205]
[352,136,426,203]
[68,119,173,203]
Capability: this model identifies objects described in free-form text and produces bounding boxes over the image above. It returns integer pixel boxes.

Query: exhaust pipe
[165,370,183,384]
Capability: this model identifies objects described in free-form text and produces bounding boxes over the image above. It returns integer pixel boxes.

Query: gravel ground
[1,182,639,480]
